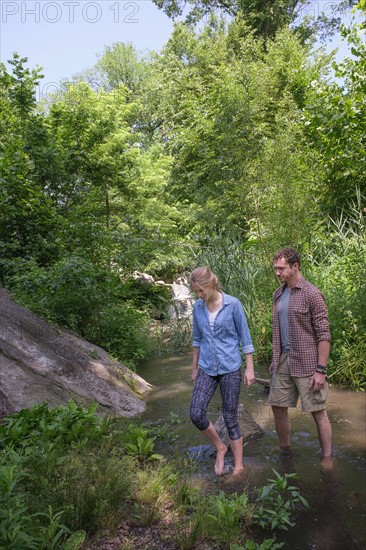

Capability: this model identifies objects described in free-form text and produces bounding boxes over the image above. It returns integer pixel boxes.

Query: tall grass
[305,191,366,389]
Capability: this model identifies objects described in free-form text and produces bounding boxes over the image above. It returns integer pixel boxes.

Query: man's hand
[310,371,326,391]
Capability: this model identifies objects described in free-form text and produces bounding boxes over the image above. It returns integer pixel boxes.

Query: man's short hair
[273,247,301,267]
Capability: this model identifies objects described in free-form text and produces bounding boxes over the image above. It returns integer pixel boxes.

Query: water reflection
[139,353,366,549]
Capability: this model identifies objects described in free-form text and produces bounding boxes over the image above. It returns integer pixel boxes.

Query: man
[268,247,332,460]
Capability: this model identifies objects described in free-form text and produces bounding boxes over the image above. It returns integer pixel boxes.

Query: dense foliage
[0,401,309,548]
[0,3,365,386]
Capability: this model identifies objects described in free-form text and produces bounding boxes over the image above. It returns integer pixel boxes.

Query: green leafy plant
[0,463,86,550]
[254,470,309,531]
[0,401,109,453]
[175,478,202,508]
[63,530,87,550]
[122,424,164,461]
[0,463,39,550]
[329,329,366,391]
[35,506,84,549]
[0,403,135,536]
[231,538,285,549]
[170,412,182,424]
[45,450,135,532]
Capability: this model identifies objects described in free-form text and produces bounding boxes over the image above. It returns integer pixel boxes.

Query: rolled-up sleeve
[192,307,202,348]
[234,301,255,354]
[310,292,331,343]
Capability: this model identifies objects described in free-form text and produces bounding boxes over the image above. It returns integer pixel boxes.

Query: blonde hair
[189,267,221,291]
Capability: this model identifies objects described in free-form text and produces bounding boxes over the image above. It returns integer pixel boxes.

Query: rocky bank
[0,287,152,418]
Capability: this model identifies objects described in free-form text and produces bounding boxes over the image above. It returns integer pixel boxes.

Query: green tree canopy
[304,16,366,214]
[0,55,59,279]
[152,0,356,40]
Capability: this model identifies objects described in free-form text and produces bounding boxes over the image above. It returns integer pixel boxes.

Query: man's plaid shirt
[270,276,331,377]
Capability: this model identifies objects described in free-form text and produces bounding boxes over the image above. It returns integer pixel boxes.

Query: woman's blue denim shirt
[192,292,255,375]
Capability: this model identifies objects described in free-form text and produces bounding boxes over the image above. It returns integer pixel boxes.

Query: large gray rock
[0,288,152,418]
[168,279,194,320]
[132,272,194,320]
[214,403,264,445]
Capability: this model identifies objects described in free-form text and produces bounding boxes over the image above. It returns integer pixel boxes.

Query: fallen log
[255,377,270,389]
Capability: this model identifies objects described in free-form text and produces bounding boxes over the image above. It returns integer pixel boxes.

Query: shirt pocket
[292,305,310,330]
[222,318,237,338]
[293,305,309,316]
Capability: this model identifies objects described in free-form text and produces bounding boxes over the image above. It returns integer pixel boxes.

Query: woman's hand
[192,366,199,382]
[244,368,255,386]
[192,347,200,382]
[244,353,255,386]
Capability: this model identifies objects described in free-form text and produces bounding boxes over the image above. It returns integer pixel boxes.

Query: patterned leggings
[190,368,242,441]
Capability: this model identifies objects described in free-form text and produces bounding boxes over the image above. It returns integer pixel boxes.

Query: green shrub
[174,515,205,550]
[121,278,172,319]
[0,460,86,549]
[8,256,152,367]
[307,198,366,388]
[133,463,177,526]
[83,302,150,369]
[0,401,109,452]
[0,403,136,536]
[0,463,39,549]
[8,256,106,330]
[117,423,164,461]
[328,329,366,391]
[253,470,309,532]
[0,402,310,548]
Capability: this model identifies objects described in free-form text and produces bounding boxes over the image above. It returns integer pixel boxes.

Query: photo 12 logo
[296,1,344,20]
[2,1,140,24]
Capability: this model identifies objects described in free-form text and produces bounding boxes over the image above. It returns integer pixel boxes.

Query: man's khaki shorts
[268,353,328,412]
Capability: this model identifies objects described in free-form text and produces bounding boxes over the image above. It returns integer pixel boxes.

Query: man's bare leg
[312,409,332,457]
[229,437,244,474]
[271,406,291,449]
[201,422,228,475]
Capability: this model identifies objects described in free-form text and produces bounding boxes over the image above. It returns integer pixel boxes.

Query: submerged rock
[186,404,264,462]
[186,444,215,461]
[214,403,264,445]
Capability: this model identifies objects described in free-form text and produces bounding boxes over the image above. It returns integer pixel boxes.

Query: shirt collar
[221,292,230,307]
[196,291,228,308]
[274,276,305,299]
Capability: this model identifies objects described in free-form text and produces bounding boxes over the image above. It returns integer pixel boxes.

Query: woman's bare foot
[214,445,228,475]
[232,465,244,476]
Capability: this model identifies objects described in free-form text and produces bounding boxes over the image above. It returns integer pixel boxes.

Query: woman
[189,267,255,476]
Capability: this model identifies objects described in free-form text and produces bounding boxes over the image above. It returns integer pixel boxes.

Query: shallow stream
[139,353,366,550]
